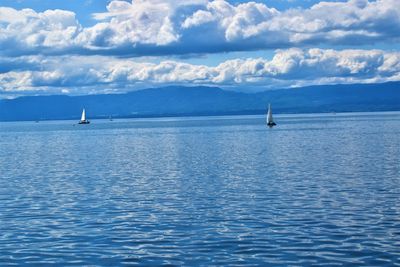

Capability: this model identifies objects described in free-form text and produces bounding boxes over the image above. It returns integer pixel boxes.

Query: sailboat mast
[267,104,273,123]
[266,103,276,127]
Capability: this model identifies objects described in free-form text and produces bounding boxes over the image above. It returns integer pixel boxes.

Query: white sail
[267,104,273,124]
[81,109,86,121]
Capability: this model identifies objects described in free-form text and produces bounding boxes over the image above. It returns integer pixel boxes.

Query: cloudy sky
[1,0,399,97]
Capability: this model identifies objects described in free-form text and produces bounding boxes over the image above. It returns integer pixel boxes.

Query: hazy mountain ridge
[1,82,399,121]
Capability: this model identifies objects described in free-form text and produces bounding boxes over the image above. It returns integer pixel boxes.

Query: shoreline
[1,110,400,124]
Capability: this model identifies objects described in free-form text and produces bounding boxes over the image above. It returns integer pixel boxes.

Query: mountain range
[0,82,399,121]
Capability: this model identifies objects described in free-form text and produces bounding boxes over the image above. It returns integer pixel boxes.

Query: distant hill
[0,82,399,121]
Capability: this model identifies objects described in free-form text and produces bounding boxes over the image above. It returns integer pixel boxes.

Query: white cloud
[0,0,399,56]
[82,0,179,47]
[0,7,81,55]
[1,48,399,95]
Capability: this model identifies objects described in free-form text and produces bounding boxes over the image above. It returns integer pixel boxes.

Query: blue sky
[0,0,399,97]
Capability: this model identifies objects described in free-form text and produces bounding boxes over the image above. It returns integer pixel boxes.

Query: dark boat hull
[78,120,90,124]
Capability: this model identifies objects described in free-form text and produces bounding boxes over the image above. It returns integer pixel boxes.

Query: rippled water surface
[1,112,400,266]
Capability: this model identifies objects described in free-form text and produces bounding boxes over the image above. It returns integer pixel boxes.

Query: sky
[0,0,399,97]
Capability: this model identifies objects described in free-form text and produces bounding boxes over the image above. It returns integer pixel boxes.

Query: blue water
[0,112,399,266]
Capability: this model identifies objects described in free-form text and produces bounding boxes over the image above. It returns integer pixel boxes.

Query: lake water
[0,112,399,266]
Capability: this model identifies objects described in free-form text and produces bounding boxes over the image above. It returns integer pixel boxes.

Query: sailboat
[266,104,276,127]
[78,109,90,124]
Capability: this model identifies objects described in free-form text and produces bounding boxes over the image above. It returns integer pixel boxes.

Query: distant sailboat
[266,104,276,127]
[78,109,90,124]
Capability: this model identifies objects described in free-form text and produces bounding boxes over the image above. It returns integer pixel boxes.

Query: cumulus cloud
[82,0,181,47]
[0,7,81,56]
[1,48,399,95]
[0,0,399,56]
[181,0,400,49]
